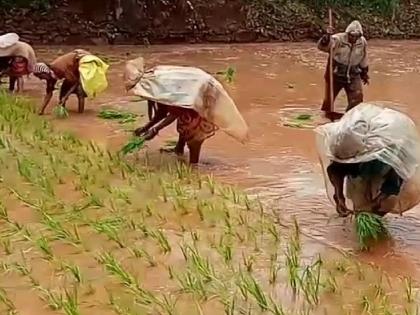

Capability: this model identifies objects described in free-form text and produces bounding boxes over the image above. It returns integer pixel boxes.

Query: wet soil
[13,40,420,279]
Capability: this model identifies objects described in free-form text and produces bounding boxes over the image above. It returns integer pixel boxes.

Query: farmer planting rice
[0,33,37,92]
[33,49,109,115]
[124,57,249,164]
[316,102,420,218]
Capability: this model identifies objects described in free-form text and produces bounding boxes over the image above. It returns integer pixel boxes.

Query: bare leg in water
[327,162,353,217]
[187,140,204,164]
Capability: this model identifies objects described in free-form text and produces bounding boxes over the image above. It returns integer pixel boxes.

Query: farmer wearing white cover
[124,57,249,164]
[315,103,420,217]
[318,20,369,118]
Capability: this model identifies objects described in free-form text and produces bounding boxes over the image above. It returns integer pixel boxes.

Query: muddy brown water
[11,41,420,279]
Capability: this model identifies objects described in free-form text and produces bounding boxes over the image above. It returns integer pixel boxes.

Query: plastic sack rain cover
[78,55,109,98]
[0,41,36,72]
[124,57,250,143]
[315,102,420,214]
[0,33,19,48]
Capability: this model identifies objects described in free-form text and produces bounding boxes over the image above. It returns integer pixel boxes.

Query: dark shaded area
[0,0,418,45]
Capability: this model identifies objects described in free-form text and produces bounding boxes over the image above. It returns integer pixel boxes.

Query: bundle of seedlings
[52,105,69,119]
[355,212,389,250]
[98,109,137,124]
[120,136,145,155]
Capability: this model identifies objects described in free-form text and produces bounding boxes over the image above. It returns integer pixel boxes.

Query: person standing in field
[318,20,369,118]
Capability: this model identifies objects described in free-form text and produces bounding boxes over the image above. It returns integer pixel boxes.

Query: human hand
[134,126,147,137]
[143,127,158,141]
[326,26,334,35]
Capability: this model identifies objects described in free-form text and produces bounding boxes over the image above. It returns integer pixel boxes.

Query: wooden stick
[328,8,334,113]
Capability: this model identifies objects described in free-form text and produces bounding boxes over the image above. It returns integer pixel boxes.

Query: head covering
[124,56,144,91]
[0,41,36,72]
[0,33,19,49]
[345,20,363,36]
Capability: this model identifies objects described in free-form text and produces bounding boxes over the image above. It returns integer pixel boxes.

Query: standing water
[21,41,420,278]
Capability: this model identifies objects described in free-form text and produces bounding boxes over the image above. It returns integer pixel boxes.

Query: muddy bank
[1,0,419,45]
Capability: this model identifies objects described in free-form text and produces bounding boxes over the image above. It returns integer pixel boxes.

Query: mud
[11,40,420,279]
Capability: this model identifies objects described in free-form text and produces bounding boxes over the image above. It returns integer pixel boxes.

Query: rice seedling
[269,301,286,315]
[196,201,206,221]
[41,212,79,245]
[120,136,146,155]
[97,252,138,288]
[242,252,255,273]
[63,262,83,284]
[404,276,415,303]
[93,220,125,248]
[325,272,338,294]
[0,202,10,222]
[175,270,208,300]
[1,239,12,255]
[133,286,158,308]
[0,262,10,273]
[13,258,31,277]
[206,175,216,194]
[62,287,81,315]
[361,295,373,314]
[267,221,280,244]
[285,239,300,293]
[35,235,54,260]
[298,255,323,305]
[355,212,389,250]
[237,271,269,312]
[149,229,172,254]
[269,253,281,285]
[167,265,175,279]
[52,105,69,119]
[97,109,137,124]
[37,286,64,310]
[216,237,233,264]
[0,288,16,314]
[216,66,236,83]
[222,295,236,315]
[185,244,216,282]
[154,294,179,315]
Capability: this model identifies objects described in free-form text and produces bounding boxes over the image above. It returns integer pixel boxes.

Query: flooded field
[1,41,420,314]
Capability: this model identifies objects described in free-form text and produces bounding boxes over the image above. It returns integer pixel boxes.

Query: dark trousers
[322,75,363,112]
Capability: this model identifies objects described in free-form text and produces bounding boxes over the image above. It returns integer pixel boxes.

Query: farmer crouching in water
[124,57,249,164]
[316,103,420,217]
[33,49,108,115]
[318,20,369,119]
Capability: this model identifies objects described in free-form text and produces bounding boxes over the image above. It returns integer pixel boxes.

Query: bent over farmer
[315,102,420,218]
[33,49,108,115]
[0,33,37,93]
[124,57,249,164]
[318,20,369,117]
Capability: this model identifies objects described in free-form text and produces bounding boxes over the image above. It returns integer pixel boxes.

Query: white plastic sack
[125,58,249,143]
[315,102,420,214]
[0,33,19,49]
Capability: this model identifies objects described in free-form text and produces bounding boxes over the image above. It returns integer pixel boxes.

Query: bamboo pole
[328,8,334,114]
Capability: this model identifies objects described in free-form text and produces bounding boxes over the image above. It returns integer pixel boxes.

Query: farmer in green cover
[318,20,369,119]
